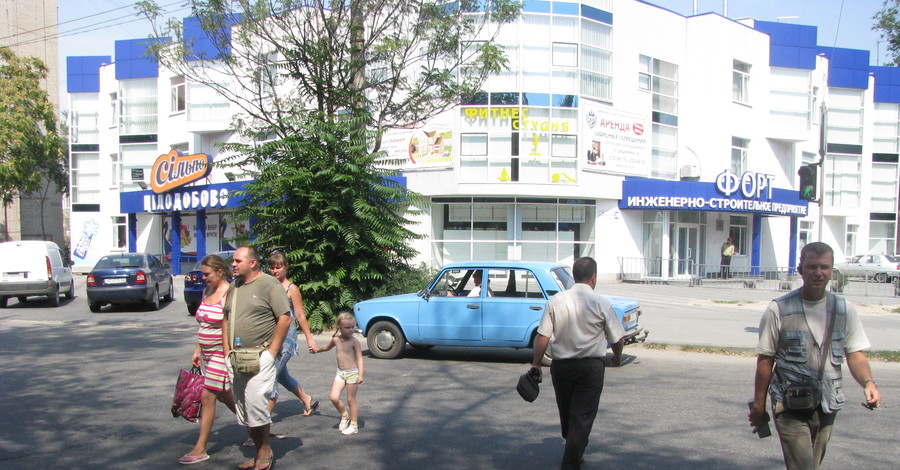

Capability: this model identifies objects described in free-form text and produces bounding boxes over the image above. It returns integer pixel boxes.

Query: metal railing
[617,257,899,296]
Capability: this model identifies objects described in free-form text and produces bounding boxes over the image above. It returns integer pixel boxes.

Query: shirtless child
[315,312,365,435]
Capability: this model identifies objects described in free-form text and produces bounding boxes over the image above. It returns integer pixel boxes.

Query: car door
[148,255,166,289]
[417,268,482,341]
[843,256,864,276]
[481,268,546,343]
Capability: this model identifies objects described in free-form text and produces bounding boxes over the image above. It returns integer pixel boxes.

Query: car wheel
[366,321,406,359]
[17,295,27,304]
[148,286,160,311]
[163,277,174,302]
[89,301,101,313]
[187,303,199,316]
[65,281,75,299]
[0,296,7,308]
[47,286,60,307]
[875,272,888,283]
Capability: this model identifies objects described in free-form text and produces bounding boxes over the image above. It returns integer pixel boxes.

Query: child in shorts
[314,312,365,435]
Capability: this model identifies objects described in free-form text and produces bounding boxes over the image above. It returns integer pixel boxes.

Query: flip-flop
[255,453,275,470]
[302,399,320,416]
[178,453,210,465]
[238,458,256,470]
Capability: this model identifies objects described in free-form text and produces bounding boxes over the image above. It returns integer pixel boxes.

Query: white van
[0,241,75,308]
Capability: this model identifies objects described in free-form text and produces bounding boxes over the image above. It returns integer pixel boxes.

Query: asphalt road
[0,277,898,469]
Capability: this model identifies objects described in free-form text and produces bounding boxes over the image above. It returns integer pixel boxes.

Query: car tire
[89,301,101,313]
[17,295,27,304]
[187,303,199,316]
[875,272,888,283]
[0,296,7,308]
[48,286,60,307]
[148,286,160,311]
[163,277,174,302]
[65,281,75,299]
[366,321,406,359]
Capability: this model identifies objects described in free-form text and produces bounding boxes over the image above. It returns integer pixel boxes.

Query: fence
[617,257,899,297]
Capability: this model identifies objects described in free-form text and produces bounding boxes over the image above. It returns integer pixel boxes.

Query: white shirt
[537,283,626,359]
[756,296,870,356]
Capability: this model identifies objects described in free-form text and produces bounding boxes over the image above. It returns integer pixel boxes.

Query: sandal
[255,453,275,470]
[178,453,210,465]
[238,458,256,470]
[302,399,320,417]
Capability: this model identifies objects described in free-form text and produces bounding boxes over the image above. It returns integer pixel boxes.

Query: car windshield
[888,255,900,263]
[94,254,144,269]
[551,267,575,291]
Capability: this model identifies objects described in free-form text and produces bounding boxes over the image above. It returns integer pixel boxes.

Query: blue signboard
[620,171,809,217]
[120,181,247,214]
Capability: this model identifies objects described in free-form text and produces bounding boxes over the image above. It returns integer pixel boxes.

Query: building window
[109,92,118,126]
[731,137,749,175]
[110,153,120,188]
[732,60,750,104]
[846,224,858,257]
[825,153,861,207]
[729,215,748,255]
[869,220,897,254]
[552,43,577,67]
[71,153,101,204]
[119,79,158,135]
[827,88,864,145]
[579,18,612,101]
[170,76,186,114]
[461,133,488,156]
[798,220,813,254]
[112,216,127,249]
[641,54,679,180]
[769,67,813,130]
[871,161,899,212]
[873,103,900,153]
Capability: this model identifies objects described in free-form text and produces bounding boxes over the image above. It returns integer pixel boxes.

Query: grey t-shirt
[756,296,870,356]
[223,272,290,348]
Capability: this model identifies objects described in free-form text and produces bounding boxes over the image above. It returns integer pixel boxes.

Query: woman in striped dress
[178,254,237,465]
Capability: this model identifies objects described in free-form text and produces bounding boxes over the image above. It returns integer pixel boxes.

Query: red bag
[171,367,205,422]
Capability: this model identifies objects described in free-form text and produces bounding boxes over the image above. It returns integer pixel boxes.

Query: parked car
[834,254,900,283]
[183,251,234,315]
[86,253,174,312]
[0,240,75,308]
[354,261,646,360]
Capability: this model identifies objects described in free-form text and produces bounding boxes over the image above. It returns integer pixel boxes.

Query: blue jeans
[268,350,298,399]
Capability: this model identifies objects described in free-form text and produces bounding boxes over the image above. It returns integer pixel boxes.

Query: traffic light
[798,164,817,201]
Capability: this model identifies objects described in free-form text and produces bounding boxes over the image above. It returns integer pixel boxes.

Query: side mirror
[417,288,431,299]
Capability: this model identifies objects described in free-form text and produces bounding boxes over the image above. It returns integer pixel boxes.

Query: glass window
[846,224,858,257]
[118,79,158,135]
[461,133,488,156]
[552,43,577,67]
[488,269,543,298]
[170,76,186,113]
[112,216,127,249]
[729,215,749,255]
[731,137,749,175]
[825,154,861,208]
[733,60,750,103]
[551,134,577,157]
[109,92,118,126]
[869,221,897,254]
[110,153,120,188]
[71,152,100,204]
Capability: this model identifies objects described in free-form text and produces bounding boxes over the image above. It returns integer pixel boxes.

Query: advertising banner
[381,112,454,168]
[581,101,651,176]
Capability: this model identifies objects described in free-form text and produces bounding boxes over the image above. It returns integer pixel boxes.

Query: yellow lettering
[540,121,549,131]
[512,119,520,130]
[562,123,569,132]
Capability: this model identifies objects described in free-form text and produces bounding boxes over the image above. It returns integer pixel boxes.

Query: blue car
[354,261,646,359]
[183,251,234,315]
[86,253,174,312]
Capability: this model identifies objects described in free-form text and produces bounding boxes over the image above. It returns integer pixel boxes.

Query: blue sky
[55,0,893,100]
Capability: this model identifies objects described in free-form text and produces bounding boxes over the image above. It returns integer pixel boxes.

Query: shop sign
[581,101,650,177]
[143,188,230,213]
[461,107,570,133]
[150,149,212,193]
[715,169,775,199]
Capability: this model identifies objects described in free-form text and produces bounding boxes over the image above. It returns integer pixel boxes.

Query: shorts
[334,368,360,384]
[226,349,277,427]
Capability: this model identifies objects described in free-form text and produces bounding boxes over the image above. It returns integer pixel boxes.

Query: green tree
[875,1,900,65]
[0,47,68,238]
[138,0,518,328]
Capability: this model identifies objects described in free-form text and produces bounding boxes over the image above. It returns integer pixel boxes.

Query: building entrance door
[670,225,699,278]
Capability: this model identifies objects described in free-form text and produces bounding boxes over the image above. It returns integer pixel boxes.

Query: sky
[54,0,893,103]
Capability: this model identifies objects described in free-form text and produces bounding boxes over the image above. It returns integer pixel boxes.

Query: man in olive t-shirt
[223,246,291,470]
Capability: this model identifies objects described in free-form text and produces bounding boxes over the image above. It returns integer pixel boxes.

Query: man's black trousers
[550,357,606,470]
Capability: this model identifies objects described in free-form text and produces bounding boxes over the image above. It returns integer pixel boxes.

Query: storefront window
[729,215,748,254]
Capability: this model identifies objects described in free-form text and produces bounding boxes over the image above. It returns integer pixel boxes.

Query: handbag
[783,301,835,412]
[171,366,205,422]
[227,286,268,374]
[517,369,540,403]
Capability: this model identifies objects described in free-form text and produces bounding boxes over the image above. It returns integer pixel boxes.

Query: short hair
[200,254,232,279]
[334,311,357,336]
[241,246,261,264]
[268,250,288,268]
[572,257,597,283]
[799,242,834,266]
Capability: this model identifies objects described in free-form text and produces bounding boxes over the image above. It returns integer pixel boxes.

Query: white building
[66,0,899,280]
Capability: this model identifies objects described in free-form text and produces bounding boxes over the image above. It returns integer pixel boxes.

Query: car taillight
[87,274,96,286]
[46,256,52,276]
[187,273,201,282]
[135,271,147,284]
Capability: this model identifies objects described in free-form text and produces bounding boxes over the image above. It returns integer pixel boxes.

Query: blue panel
[523,0,551,13]
[67,56,111,93]
[753,21,818,70]
[553,2,579,15]
[552,94,578,107]
[523,92,550,106]
[183,16,236,61]
[120,181,248,214]
[115,38,168,80]
[818,46,870,89]
[581,4,612,25]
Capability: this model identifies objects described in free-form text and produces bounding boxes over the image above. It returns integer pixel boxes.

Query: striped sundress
[196,298,231,391]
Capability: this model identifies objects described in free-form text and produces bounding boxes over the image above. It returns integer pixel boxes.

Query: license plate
[3,272,23,280]
[623,314,631,323]
[104,278,126,285]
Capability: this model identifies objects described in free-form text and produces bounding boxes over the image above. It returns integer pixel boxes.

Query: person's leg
[242,350,277,470]
[550,360,575,440]
[560,358,605,470]
[810,410,836,468]
[330,376,349,429]
[342,382,360,434]
[773,405,817,470]
[182,388,218,458]
[218,388,237,414]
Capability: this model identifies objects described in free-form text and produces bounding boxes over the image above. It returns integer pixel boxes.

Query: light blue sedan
[354,261,646,359]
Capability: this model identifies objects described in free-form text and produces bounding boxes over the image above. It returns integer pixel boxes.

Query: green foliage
[0,47,68,208]
[224,115,424,330]
[370,262,437,299]
[874,1,900,66]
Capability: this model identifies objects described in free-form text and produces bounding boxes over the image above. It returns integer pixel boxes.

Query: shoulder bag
[783,302,835,412]
[227,286,269,374]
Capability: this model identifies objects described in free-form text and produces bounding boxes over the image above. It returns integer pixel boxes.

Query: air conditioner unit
[680,164,700,178]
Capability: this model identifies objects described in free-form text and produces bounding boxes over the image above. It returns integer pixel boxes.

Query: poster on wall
[380,112,454,168]
[162,215,198,259]
[581,101,651,177]
[205,216,221,253]
[219,214,248,251]
[71,216,105,268]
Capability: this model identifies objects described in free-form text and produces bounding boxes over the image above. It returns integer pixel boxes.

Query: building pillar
[751,214,762,276]
[128,213,137,253]
[171,212,182,275]
[196,210,206,260]
[788,216,798,274]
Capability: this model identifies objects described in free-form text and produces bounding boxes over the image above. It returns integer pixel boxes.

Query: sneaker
[341,424,358,435]
[338,416,350,431]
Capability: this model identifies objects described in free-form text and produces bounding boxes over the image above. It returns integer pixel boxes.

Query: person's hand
[528,366,542,383]
[191,351,202,368]
[864,381,882,409]
[307,338,319,354]
[357,375,365,385]
[610,355,622,367]
[748,405,770,432]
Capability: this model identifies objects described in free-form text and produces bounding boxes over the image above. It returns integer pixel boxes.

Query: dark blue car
[183,251,234,315]
[86,253,174,312]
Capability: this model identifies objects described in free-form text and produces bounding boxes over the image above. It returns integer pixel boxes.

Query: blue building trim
[871,66,900,103]
[67,56,111,93]
[171,212,182,274]
[523,0,551,13]
[120,181,248,214]
[751,214,762,275]
[817,46,870,89]
[753,21,817,70]
[115,38,168,80]
[553,1,579,15]
[183,16,239,61]
[789,217,798,274]
[581,4,612,25]
[128,213,137,253]
[195,210,207,262]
